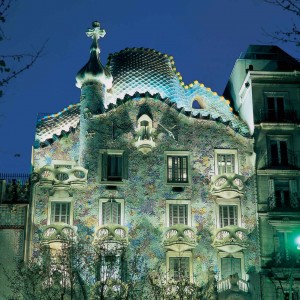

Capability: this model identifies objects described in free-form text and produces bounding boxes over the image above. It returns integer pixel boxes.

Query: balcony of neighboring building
[258,109,299,124]
[267,179,300,213]
[257,150,300,173]
[0,173,31,203]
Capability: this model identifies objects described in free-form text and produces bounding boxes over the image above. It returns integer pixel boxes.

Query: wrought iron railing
[258,151,299,170]
[0,173,30,185]
[258,110,298,123]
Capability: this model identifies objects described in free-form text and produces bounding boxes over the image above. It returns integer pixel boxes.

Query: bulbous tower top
[76,21,113,89]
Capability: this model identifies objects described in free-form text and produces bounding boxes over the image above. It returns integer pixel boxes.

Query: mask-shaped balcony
[210,173,245,199]
[212,225,248,253]
[93,224,128,254]
[39,165,88,190]
[163,224,196,252]
[134,115,156,154]
[41,223,77,250]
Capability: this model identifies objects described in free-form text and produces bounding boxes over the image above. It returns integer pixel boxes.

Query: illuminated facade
[0,23,299,300]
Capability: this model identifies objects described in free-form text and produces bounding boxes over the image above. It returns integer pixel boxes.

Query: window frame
[164,151,191,187]
[98,150,128,185]
[99,198,125,226]
[215,198,241,228]
[166,251,193,283]
[264,91,289,121]
[166,200,191,227]
[267,135,292,167]
[214,149,238,175]
[48,196,73,225]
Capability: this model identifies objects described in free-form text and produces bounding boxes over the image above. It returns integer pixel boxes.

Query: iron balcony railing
[258,151,299,170]
[258,110,298,124]
[0,173,30,185]
[0,173,31,203]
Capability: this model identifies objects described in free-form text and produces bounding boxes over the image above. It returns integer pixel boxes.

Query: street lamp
[288,235,300,300]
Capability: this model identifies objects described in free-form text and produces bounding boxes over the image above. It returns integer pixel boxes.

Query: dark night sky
[0,0,299,173]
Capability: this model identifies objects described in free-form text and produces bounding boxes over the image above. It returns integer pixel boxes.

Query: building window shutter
[289,180,298,208]
[268,179,275,209]
[102,152,108,181]
[122,152,128,180]
[102,200,121,224]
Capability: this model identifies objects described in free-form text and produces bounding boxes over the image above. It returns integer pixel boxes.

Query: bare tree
[0,0,44,97]
[264,0,300,46]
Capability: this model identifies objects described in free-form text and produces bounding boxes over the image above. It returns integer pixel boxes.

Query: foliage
[2,238,93,300]
[264,0,300,46]
[0,0,44,97]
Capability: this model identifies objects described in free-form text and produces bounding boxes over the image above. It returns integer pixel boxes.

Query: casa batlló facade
[0,22,299,300]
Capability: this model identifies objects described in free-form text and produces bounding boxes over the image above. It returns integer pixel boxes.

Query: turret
[76,21,112,170]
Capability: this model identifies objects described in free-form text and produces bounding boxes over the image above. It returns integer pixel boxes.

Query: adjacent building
[225,45,300,300]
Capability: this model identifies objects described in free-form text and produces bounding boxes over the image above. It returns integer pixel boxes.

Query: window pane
[167,156,188,183]
[217,154,235,174]
[169,204,187,225]
[169,257,190,280]
[108,155,122,181]
[220,205,237,227]
[51,202,70,224]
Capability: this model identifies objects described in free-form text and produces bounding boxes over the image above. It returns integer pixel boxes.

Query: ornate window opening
[169,204,188,226]
[219,205,238,227]
[50,202,71,224]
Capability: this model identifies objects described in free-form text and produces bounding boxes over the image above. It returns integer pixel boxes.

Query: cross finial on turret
[86,21,106,53]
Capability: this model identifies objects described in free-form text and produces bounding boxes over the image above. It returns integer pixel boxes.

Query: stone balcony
[163,224,196,252]
[212,225,248,253]
[38,165,88,190]
[217,273,249,293]
[210,173,245,199]
[93,224,128,254]
[41,223,77,250]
